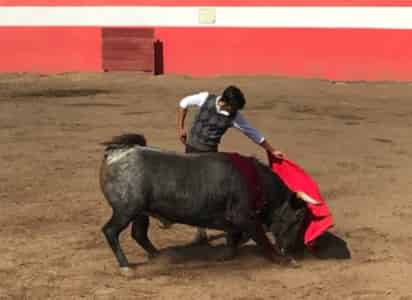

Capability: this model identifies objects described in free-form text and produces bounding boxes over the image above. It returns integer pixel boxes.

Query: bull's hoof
[148,251,160,260]
[277,256,300,268]
[119,267,135,277]
[289,258,301,268]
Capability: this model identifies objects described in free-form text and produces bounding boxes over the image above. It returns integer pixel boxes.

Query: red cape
[267,153,334,247]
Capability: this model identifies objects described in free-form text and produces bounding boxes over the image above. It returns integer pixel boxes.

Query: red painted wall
[1,1,412,80]
[2,26,412,80]
[155,27,412,81]
[0,27,101,73]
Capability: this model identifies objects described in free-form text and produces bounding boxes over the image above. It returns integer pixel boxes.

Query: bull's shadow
[146,231,350,265]
[153,240,265,265]
[310,231,351,260]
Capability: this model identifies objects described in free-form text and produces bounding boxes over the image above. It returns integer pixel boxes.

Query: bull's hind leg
[102,212,133,268]
[131,214,159,259]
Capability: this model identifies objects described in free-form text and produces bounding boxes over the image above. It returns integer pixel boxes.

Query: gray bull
[100,134,316,270]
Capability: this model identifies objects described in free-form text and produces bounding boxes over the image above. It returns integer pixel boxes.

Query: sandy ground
[0,72,412,300]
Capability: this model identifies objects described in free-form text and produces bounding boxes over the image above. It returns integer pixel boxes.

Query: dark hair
[221,85,246,110]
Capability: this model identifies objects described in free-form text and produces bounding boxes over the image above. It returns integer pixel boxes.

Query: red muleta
[267,152,334,248]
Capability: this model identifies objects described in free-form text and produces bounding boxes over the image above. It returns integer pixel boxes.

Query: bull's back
[138,150,243,226]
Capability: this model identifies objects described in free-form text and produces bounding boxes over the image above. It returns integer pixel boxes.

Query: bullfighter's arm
[232,113,285,159]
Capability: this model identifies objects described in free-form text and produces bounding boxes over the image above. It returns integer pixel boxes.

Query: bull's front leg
[217,231,244,261]
[248,221,294,265]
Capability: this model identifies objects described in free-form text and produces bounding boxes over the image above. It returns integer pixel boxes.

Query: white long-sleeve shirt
[179,92,265,144]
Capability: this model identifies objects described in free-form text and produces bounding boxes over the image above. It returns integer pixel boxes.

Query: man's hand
[271,149,285,160]
[179,130,187,145]
[260,140,285,160]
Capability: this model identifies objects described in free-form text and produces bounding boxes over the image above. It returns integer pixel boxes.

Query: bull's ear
[296,191,320,205]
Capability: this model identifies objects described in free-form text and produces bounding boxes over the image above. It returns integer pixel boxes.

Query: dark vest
[187,94,237,152]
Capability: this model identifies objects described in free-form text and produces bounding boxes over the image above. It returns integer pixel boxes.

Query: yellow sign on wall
[199,7,216,25]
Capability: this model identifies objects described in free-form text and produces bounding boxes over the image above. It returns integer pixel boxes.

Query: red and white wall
[1,0,412,81]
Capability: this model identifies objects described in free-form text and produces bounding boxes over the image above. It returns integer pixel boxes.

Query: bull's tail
[102,133,147,151]
[100,133,147,203]
[101,133,147,165]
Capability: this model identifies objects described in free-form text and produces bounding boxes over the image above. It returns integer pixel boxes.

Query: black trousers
[185,143,217,154]
[184,143,217,241]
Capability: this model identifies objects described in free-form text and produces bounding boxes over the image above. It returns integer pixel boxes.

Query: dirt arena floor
[1,72,412,300]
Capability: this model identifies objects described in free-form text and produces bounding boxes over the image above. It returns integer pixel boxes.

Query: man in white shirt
[177,85,285,244]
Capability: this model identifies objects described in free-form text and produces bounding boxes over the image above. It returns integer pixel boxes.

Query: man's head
[219,85,246,114]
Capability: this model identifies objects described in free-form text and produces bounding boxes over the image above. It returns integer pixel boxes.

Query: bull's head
[270,192,317,255]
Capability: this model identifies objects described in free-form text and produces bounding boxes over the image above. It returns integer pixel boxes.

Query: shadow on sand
[148,231,350,265]
[311,232,351,260]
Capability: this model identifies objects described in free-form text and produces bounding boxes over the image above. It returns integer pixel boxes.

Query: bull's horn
[296,191,320,205]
